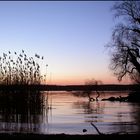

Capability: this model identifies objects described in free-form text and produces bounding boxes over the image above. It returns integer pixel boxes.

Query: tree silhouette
[106,1,140,83]
[85,78,103,101]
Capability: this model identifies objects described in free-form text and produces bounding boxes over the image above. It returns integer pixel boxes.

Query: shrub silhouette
[0,50,47,85]
[84,78,103,101]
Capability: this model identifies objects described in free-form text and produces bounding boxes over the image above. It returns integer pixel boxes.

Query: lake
[0,91,140,134]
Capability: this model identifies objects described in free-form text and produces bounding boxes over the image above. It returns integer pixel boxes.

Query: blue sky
[0,1,130,85]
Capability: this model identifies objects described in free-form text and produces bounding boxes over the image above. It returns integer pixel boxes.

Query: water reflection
[72,101,105,115]
[72,92,140,134]
[0,91,140,134]
[0,90,49,133]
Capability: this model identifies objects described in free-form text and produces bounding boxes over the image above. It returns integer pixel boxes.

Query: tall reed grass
[0,50,47,85]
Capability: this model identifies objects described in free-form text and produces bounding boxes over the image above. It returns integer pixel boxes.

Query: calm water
[0,91,140,134]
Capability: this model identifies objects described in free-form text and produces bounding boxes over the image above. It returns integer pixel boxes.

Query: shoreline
[0,133,140,140]
[0,84,140,91]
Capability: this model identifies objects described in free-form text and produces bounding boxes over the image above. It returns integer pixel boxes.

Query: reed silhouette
[0,90,49,133]
[0,50,47,85]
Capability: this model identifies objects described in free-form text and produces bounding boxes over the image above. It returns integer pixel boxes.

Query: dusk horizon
[0,1,132,85]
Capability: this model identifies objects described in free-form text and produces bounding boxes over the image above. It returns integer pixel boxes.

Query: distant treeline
[0,84,140,91]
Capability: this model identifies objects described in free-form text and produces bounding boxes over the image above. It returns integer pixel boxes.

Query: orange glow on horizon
[45,76,131,85]
[45,69,131,85]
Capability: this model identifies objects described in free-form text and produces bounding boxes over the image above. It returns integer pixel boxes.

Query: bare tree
[106,1,140,83]
[85,78,103,101]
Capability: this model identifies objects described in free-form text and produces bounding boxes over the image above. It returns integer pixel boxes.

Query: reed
[0,50,47,85]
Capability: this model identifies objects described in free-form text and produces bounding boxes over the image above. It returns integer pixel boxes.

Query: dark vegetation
[0,50,47,85]
[0,91,44,123]
[104,1,140,103]
[0,133,139,140]
[0,50,49,133]
[0,51,49,133]
[106,1,140,84]
[1,84,140,91]
[102,91,140,102]
[84,79,103,101]
[70,79,103,102]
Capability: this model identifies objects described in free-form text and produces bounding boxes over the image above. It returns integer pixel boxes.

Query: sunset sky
[0,1,131,85]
